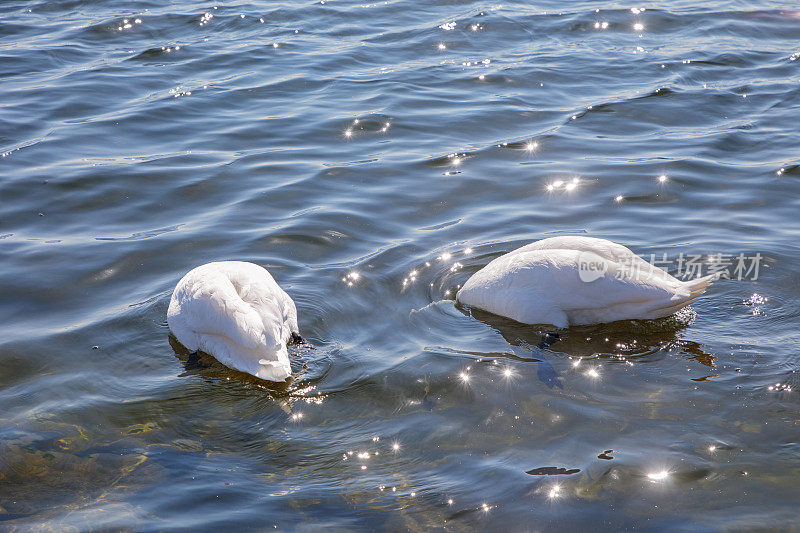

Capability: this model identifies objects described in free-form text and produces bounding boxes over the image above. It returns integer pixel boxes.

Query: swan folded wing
[229,265,298,344]
[529,253,688,310]
[511,236,674,282]
[243,292,294,347]
[180,278,269,350]
[463,251,687,317]
[510,236,634,261]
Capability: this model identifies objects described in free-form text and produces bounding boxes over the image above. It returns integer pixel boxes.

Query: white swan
[456,236,714,328]
[167,261,301,381]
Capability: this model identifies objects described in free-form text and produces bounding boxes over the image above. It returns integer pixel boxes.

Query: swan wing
[510,236,632,258]
[224,262,298,346]
[168,266,270,351]
[510,236,674,282]
[458,249,702,326]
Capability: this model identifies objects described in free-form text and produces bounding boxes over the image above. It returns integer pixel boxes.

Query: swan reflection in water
[455,305,716,389]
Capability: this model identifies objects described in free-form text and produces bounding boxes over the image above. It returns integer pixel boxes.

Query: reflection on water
[2,0,800,529]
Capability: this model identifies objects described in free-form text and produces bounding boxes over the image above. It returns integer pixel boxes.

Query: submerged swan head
[167,261,301,382]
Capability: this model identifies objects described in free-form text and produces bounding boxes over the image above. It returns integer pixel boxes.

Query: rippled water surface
[2,0,800,529]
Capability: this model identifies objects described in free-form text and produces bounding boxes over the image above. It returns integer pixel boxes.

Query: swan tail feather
[684,273,716,296]
[644,274,715,318]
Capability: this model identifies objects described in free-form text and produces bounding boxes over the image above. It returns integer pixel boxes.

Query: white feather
[456,236,714,328]
[167,261,299,381]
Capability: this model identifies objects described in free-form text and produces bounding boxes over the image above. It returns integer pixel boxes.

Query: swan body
[456,236,714,328]
[167,261,299,381]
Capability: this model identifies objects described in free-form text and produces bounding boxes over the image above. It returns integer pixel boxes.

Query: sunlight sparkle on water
[500,366,517,382]
[547,178,582,193]
[344,271,361,286]
[548,176,581,193]
[768,383,792,392]
[647,470,669,481]
[744,292,767,316]
[658,174,668,183]
[745,293,766,306]
[548,484,561,499]
[633,23,645,31]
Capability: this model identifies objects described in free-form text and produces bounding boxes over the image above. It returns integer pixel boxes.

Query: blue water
[2,0,800,529]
